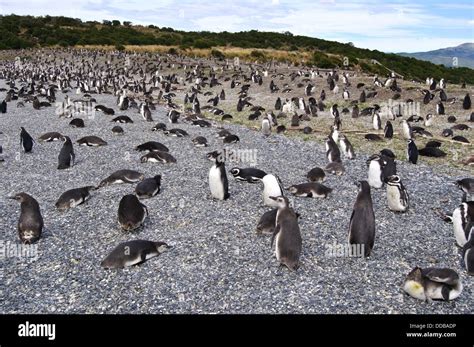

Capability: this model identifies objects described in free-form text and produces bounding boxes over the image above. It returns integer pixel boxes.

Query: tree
[102,20,111,26]
[112,20,121,26]
[123,21,132,27]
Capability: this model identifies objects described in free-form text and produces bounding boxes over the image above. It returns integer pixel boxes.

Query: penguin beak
[269,196,278,201]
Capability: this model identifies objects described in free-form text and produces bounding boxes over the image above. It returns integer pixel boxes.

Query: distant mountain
[399,43,474,68]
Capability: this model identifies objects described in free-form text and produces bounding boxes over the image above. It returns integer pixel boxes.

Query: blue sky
[1,0,473,52]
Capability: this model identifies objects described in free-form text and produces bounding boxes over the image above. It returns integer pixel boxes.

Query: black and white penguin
[424,114,434,127]
[452,201,474,247]
[98,169,145,188]
[69,118,85,128]
[152,122,167,132]
[436,102,445,115]
[192,136,208,147]
[367,154,384,189]
[38,132,63,142]
[117,194,148,231]
[261,117,271,137]
[384,121,393,139]
[230,167,267,183]
[140,151,176,164]
[463,93,471,110]
[112,125,124,135]
[307,167,326,182]
[167,109,180,123]
[135,141,169,153]
[112,116,133,124]
[163,128,189,137]
[77,136,107,146]
[20,127,34,153]
[287,182,332,198]
[330,104,339,118]
[256,209,278,235]
[325,136,341,163]
[101,240,170,269]
[55,186,95,211]
[223,134,239,144]
[348,181,375,257]
[372,112,382,130]
[0,100,6,113]
[207,150,230,200]
[270,196,302,271]
[403,267,463,301]
[135,175,161,199]
[407,139,418,164]
[400,120,412,140]
[140,103,153,122]
[9,193,43,244]
[339,135,355,160]
[386,175,409,212]
[57,136,75,170]
[262,174,284,207]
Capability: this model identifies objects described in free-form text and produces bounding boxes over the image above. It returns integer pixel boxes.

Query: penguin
[325,136,341,163]
[135,141,169,153]
[98,169,145,188]
[407,139,418,164]
[306,167,325,182]
[77,136,107,147]
[9,193,43,244]
[152,123,167,132]
[163,128,189,137]
[112,125,124,135]
[140,103,153,122]
[330,104,339,118]
[192,136,208,147]
[339,135,355,160]
[384,121,393,139]
[287,182,332,198]
[403,267,463,301]
[452,201,474,247]
[20,127,34,153]
[348,181,375,257]
[400,120,412,140]
[55,186,95,211]
[223,134,239,144]
[135,175,161,199]
[140,151,176,164]
[257,209,278,235]
[367,154,384,189]
[270,196,302,271]
[112,116,133,124]
[57,136,75,170]
[424,114,434,127]
[230,167,267,183]
[436,102,445,115]
[386,175,409,212]
[262,174,284,207]
[372,112,381,130]
[38,132,63,142]
[463,93,471,110]
[0,100,6,113]
[330,125,339,143]
[455,178,474,202]
[69,118,85,128]
[324,161,345,176]
[207,150,230,200]
[352,105,359,118]
[118,194,148,231]
[462,236,474,275]
[167,109,180,123]
[101,240,170,269]
[261,117,271,137]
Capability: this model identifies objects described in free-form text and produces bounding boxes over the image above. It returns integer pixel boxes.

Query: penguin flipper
[271,224,281,248]
[441,285,451,301]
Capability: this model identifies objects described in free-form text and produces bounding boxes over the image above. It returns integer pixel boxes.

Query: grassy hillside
[1,14,473,84]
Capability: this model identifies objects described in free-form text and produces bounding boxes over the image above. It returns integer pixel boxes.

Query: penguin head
[9,192,31,203]
[269,195,288,208]
[154,241,171,254]
[387,175,401,184]
[153,175,162,184]
[230,168,240,177]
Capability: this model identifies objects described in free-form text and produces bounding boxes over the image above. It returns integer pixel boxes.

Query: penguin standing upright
[436,102,445,115]
[57,136,75,170]
[9,192,43,244]
[261,117,271,137]
[270,196,302,271]
[384,121,393,139]
[462,237,474,275]
[463,93,471,110]
[0,100,7,113]
[451,201,474,247]
[400,120,412,140]
[386,175,409,212]
[325,136,341,163]
[367,154,385,189]
[207,150,229,200]
[339,135,355,159]
[348,181,375,257]
[372,112,381,130]
[262,174,284,207]
[407,139,418,164]
[20,127,34,153]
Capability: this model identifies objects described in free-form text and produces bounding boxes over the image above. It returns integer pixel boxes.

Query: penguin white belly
[209,165,225,200]
[263,185,282,207]
[339,140,347,154]
[452,208,467,247]
[387,186,406,211]
[368,163,383,188]
[274,228,282,261]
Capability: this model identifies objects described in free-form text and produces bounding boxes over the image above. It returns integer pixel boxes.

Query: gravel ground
[0,81,472,314]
